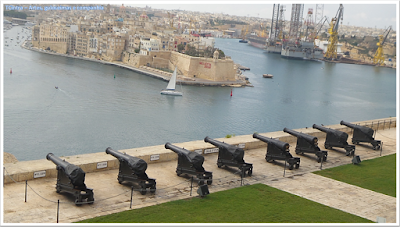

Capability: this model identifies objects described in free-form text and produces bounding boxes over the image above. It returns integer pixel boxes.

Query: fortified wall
[121,51,236,81]
[32,41,68,54]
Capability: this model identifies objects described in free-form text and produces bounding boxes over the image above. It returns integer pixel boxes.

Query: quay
[3,117,397,223]
[20,40,250,87]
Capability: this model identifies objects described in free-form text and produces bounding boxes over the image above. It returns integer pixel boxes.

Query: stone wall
[35,41,68,54]
[121,51,236,81]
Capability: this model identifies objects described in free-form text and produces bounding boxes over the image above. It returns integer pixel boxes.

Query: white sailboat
[160,67,183,96]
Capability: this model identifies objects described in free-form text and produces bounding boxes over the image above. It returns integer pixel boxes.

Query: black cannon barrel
[312,124,334,133]
[204,136,228,148]
[340,120,357,128]
[165,142,190,156]
[46,153,86,187]
[105,147,148,175]
[253,133,289,151]
[340,120,374,137]
[283,128,318,144]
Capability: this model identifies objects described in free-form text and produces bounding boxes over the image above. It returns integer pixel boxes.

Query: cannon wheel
[295,163,300,169]
[323,156,327,162]
[150,186,156,193]
[247,169,252,176]
[207,180,212,185]
[75,199,82,206]
[140,182,147,195]
[288,164,294,170]
[88,198,94,204]
[373,145,381,150]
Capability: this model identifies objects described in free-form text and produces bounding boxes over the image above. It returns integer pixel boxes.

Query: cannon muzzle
[46,153,86,187]
[253,133,289,151]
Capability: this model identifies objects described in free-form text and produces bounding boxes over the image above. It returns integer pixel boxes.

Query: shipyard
[2,2,398,224]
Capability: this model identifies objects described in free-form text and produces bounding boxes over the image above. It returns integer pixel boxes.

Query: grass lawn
[313,154,396,197]
[78,183,372,223]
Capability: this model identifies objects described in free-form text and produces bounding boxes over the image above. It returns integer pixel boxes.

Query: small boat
[263,74,273,78]
[239,39,248,43]
[55,86,58,89]
[160,67,183,96]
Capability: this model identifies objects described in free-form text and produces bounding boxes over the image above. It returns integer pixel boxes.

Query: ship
[281,41,323,60]
[266,41,282,54]
[247,35,267,49]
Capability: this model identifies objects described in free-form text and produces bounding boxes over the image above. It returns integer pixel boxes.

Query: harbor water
[3,26,397,161]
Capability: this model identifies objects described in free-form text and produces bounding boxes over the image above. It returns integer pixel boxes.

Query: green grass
[78,184,372,223]
[314,154,396,197]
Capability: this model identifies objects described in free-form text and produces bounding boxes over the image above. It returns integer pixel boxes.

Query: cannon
[283,128,328,163]
[313,124,355,156]
[253,133,300,170]
[204,137,253,177]
[106,147,156,195]
[340,121,381,150]
[46,153,94,205]
[165,143,213,185]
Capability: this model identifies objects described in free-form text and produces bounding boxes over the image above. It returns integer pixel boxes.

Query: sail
[166,67,177,90]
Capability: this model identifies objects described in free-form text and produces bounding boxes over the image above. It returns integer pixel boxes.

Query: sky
[125,1,398,30]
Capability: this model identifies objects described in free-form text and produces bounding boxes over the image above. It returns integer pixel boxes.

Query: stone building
[75,33,88,56]
[33,23,70,53]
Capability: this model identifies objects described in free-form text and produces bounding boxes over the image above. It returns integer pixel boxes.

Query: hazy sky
[127,1,397,30]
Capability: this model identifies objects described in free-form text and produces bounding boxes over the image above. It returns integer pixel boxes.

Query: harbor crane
[373,26,392,66]
[324,4,344,60]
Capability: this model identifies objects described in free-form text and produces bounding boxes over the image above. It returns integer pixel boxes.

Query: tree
[217,49,225,58]
[177,43,185,52]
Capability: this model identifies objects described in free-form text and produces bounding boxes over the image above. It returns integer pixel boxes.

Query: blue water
[3,26,397,161]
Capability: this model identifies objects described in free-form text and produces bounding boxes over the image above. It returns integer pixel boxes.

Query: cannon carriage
[283,128,328,163]
[204,137,253,177]
[165,143,213,185]
[312,124,355,156]
[106,147,156,195]
[46,153,94,205]
[340,121,381,150]
[253,133,300,170]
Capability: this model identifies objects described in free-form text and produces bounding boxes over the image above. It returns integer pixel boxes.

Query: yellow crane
[167,12,175,29]
[324,4,344,60]
[373,26,391,66]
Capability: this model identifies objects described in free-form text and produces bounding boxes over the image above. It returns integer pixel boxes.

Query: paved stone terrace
[2,118,397,223]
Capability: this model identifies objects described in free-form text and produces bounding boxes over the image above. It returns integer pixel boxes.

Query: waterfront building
[104,34,126,61]
[75,32,88,56]
[33,23,70,53]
